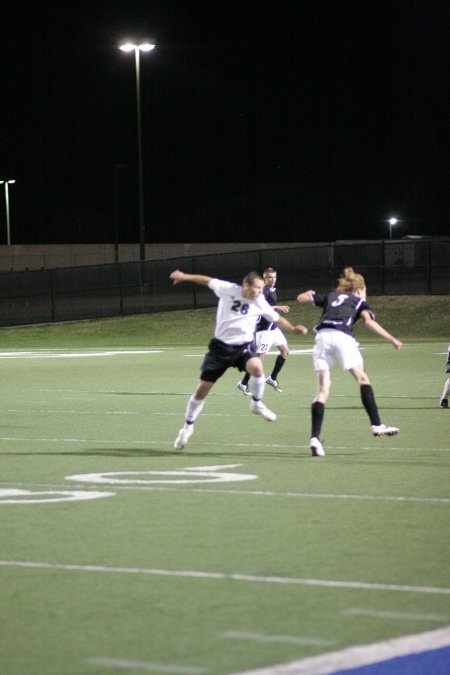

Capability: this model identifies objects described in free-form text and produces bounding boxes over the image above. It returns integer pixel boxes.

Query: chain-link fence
[0,240,448,327]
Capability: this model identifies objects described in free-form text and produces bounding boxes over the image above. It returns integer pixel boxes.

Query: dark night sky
[0,0,449,245]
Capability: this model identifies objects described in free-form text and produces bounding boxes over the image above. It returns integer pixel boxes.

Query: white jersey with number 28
[208,278,280,345]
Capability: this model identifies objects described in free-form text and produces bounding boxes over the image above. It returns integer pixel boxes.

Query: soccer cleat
[266,376,283,392]
[310,437,325,457]
[250,399,277,421]
[174,424,194,449]
[439,398,448,408]
[236,380,251,395]
[371,424,399,437]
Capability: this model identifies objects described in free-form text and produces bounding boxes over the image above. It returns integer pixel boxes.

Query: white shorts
[313,329,363,371]
[255,327,287,355]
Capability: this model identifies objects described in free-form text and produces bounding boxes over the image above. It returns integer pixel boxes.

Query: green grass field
[1,297,449,674]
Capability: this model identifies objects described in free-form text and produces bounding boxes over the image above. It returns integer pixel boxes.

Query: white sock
[185,396,205,424]
[442,378,450,400]
[249,375,265,401]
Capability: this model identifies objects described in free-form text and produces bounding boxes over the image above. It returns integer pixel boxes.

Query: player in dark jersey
[237,268,292,394]
[297,267,403,457]
[439,343,450,408]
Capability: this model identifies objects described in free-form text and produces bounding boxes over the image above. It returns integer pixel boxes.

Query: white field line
[3,346,404,359]
[1,410,447,429]
[0,475,449,505]
[220,632,334,647]
[29,390,446,402]
[87,657,207,673]
[36,389,191,394]
[343,608,449,622]
[0,560,449,596]
[2,436,309,446]
[4,409,142,415]
[0,409,311,418]
[181,351,313,357]
[230,625,450,675]
[1,474,449,505]
[0,350,163,359]
[34,388,434,398]
[0,434,448,454]
[1,409,307,417]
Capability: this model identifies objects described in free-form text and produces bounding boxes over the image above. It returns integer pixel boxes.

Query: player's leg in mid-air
[177,340,276,449]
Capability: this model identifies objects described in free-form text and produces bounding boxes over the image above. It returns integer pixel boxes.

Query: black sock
[360,384,381,426]
[241,372,250,386]
[271,355,286,380]
[311,401,325,439]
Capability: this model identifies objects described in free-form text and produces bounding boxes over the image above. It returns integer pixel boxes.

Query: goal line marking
[231,626,450,675]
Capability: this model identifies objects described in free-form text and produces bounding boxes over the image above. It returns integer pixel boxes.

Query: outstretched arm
[170,270,213,286]
[276,315,308,335]
[273,304,290,314]
[361,311,403,349]
[297,290,315,304]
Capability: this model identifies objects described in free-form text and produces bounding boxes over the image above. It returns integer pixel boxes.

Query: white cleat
[236,380,251,395]
[371,424,399,437]
[310,437,325,457]
[266,376,283,392]
[250,400,277,421]
[174,424,194,449]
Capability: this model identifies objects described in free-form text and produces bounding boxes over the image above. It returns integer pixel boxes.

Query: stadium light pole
[119,41,155,262]
[388,217,398,239]
[0,179,16,246]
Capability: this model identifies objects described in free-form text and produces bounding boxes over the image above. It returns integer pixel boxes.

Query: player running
[170,269,307,449]
[297,267,403,457]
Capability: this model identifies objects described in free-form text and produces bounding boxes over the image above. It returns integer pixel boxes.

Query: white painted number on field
[66,464,257,485]
[0,489,115,504]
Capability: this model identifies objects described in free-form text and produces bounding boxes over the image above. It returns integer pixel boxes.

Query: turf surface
[0,312,449,674]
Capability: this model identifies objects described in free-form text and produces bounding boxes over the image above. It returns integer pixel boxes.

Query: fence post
[118,263,124,315]
[330,243,337,290]
[427,240,432,294]
[381,240,386,294]
[192,256,197,309]
[50,269,56,322]
[138,260,146,313]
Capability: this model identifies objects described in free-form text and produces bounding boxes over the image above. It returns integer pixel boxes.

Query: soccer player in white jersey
[439,344,450,408]
[170,269,308,449]
[297,267,403,458]
[237,267,291,394]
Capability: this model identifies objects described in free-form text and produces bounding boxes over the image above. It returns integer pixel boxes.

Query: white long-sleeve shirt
[208,278,280,345]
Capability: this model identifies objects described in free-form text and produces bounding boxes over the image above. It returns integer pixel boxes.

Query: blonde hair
[336,267,366,293]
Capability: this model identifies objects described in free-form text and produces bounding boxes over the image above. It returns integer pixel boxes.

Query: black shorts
[200,338,257,383]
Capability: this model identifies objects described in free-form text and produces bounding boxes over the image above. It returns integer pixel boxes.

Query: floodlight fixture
[119,42,155,52]
[388,217,398,239]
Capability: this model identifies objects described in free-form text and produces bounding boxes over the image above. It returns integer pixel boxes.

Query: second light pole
[0,179,16,246]
[119,41,155,261]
